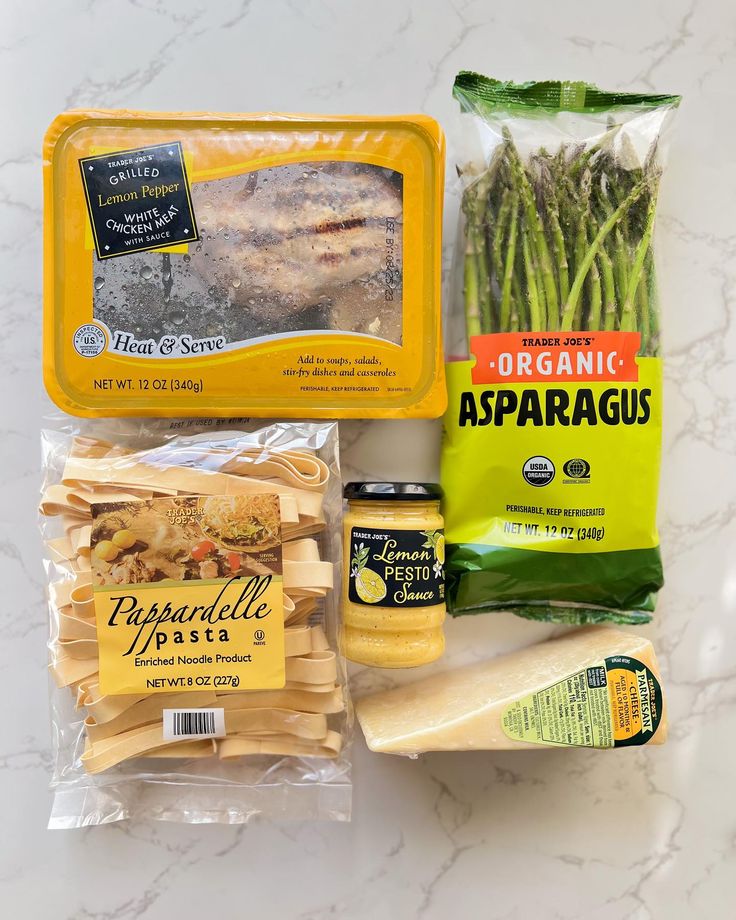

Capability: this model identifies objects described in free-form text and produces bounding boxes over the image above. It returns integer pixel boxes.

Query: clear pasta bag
[442,74,680,624]
[40,417,350,827]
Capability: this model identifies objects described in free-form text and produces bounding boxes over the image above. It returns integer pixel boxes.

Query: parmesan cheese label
[90,494,285,696]
[501,655,664,748]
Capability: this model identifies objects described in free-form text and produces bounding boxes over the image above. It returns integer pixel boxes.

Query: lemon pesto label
[501,655,664,748]
[348,527,445,608]
[90,494,285,695]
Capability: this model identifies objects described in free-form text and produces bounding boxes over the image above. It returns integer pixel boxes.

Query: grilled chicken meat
[190,162,403,338]
[94,162,403,344]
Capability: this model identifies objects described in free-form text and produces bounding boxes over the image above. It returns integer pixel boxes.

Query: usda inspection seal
[73,323,106,357]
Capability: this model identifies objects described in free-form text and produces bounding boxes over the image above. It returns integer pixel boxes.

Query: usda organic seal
[522,456,555,487]
[73,323,106,357]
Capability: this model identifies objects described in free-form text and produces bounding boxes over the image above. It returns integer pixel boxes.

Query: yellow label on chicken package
[90,494,285,695]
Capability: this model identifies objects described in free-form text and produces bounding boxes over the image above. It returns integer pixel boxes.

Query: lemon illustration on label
[351,542,387,605]
[355,568,387,604]
[421,530,444,563]
[435,534,445,565]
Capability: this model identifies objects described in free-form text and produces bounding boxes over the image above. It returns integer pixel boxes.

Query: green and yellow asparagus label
[442,342,661,555]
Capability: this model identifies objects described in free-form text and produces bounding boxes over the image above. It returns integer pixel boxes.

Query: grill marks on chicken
[315,216,367,234]
[192,162,403,315]
[93,161,404,345]
[216,166,401,236]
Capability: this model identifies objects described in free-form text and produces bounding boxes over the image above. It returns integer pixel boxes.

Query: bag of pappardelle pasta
[40,416,351,827]
[442,73,681,624]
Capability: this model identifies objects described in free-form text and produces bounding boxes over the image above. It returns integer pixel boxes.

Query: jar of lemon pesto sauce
[342,482,446,668]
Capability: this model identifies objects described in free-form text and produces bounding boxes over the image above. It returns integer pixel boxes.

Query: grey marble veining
[1,0,735,917]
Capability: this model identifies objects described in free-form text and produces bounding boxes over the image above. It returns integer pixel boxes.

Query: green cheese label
[501,655,664,748]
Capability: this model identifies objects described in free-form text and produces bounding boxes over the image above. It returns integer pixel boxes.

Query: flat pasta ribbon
[41,434,345,772]
[217,730,342,760]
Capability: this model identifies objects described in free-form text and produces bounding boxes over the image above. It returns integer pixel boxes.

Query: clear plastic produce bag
[442,74,680,624]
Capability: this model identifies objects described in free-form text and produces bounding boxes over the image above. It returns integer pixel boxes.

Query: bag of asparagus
[442,74,680,624]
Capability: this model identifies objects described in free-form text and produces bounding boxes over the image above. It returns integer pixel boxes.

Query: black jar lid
[344,481,443,502]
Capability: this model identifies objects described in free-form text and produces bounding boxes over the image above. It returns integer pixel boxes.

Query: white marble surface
[1,0,735,916]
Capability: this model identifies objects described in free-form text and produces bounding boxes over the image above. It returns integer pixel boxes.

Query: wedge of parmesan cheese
[356,626,666,753]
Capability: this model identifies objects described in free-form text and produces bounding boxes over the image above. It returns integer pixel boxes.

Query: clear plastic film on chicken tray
[43,111,445,419]
[39,417,350,827]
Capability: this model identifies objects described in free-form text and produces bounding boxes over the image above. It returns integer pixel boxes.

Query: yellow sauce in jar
[342,482,446,668]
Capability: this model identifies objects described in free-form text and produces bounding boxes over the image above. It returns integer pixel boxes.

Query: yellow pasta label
[90,494,285,695]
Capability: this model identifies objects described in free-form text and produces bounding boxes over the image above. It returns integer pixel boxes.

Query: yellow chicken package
[43,111,445,418]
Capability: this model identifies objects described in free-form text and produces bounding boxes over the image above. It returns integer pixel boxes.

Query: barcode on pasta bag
[162,708,226,741]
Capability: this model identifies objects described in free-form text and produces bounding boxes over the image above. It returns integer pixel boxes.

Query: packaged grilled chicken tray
[43,111,445,418]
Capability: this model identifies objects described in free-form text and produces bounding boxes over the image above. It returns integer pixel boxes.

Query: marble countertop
[1,0,734,916]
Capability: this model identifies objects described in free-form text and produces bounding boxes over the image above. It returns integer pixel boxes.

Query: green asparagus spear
[560,181,648,332]
[500,193,519,329]
[504,130,560,328]
[620,182,659,333]
[459,127,661,351]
